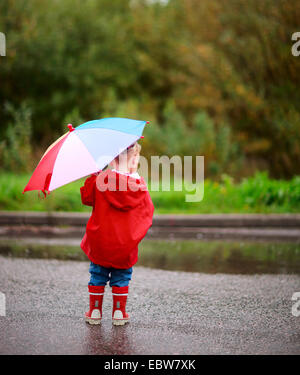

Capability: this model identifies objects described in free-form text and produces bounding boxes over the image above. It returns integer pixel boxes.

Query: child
[80,142,154,326]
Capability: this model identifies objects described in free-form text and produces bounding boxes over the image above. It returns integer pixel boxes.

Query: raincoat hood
[96,169,148,211]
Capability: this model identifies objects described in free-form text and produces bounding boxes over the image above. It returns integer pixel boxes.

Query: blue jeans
[88,262,133,287]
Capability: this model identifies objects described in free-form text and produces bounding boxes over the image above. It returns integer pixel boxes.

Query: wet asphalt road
[0,256,299,355]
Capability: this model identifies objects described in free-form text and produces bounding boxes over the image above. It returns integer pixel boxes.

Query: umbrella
[23,117,148,196]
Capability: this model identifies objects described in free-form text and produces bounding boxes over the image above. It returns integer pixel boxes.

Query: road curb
[0,211,299,242]
[0,211,300,227]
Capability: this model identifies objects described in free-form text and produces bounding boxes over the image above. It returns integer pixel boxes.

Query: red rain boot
[85,285,105,325]
[112,286,130,326]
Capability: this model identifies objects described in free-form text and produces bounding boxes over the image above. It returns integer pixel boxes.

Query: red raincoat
[80,169,154,269]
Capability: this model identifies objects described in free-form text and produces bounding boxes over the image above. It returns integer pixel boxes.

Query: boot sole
[112,319,129,326]
[85,317,101,325]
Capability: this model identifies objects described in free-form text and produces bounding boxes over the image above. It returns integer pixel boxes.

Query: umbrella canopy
[23,117,148,195]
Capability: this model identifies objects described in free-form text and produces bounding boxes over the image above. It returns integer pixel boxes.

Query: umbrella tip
[68,123,75,132]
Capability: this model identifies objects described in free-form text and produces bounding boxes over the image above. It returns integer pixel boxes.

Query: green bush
[0,171,299,213]
[0,102,33,173]
[1,0,300,179]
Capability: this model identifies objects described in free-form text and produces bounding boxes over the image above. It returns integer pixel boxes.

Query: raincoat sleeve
[80,174,97,206]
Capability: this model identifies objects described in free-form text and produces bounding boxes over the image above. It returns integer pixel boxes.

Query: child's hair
[127,142,141,157]
[114,142,141,164]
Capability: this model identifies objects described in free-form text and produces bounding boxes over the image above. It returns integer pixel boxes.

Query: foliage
[0,0,299,177]
[0,102,33,172]
[0,171,299,213]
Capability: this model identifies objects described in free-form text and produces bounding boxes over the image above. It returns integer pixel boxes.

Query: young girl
[80,142,154,325]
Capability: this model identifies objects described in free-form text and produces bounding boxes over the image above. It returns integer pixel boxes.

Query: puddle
[138,240,300,274]
[0,238,299,275]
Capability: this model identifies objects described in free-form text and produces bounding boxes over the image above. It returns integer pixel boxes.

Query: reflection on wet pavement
[0,256,299,355]
[138,240,300,274]
[0,238,299,274]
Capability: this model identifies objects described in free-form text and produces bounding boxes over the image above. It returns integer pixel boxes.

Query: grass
[0,171,299,213]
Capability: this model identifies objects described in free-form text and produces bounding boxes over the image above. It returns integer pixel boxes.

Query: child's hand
[92,171,101,177]
[129,153,140,174]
